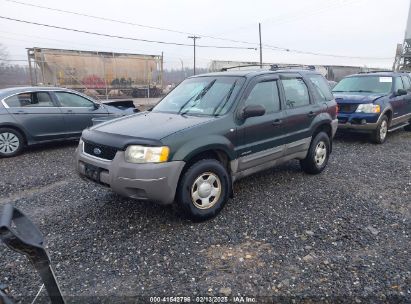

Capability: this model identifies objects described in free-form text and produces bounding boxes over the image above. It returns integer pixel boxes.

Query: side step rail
[388,122,410,133]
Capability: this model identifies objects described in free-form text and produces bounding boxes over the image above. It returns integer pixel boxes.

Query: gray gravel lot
[0,131,410,303]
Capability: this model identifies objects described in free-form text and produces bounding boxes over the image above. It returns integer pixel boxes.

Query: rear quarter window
[307,74,334,102]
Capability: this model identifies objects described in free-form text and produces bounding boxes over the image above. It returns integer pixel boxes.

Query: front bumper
[337,113,379,131]
[75,143,185,205]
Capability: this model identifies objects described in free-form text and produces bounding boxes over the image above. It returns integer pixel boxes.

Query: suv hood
[333,92,385,104]
[90,111,215,141]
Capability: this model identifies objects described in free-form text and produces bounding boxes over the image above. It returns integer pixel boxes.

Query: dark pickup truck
[75,69,338,220]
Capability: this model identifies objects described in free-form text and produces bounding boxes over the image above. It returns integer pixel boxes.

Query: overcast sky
[0,0,410,69]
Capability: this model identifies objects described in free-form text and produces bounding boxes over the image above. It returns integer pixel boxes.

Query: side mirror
[241,105,266,120]
[0,204,65,304]
[395,89,407,97]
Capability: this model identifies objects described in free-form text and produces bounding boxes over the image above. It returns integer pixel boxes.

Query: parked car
[333,72,411,143]
[75,69,338,220]
[0,87,137,157]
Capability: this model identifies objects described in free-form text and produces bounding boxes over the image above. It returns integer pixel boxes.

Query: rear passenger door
[3,91,66,141]
[53,91,108,137]
[280,74,319,154]
[236,75,286,172]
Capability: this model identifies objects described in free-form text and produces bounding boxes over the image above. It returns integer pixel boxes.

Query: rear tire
[371,115,388,144]
[300,131,330,175]
[0,128,24,158]
[404,121,411,131]
[177,159,231,221]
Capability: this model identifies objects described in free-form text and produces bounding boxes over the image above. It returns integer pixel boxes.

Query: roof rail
[270,64,316,71]
[220,64,271,72]
[358,70,394,74]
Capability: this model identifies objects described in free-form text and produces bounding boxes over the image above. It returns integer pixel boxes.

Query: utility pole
[259,23,263,68]
[188,36,201,75]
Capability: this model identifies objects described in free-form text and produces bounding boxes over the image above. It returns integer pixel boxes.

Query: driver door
[236,75,286,172]
[390,77,408,122]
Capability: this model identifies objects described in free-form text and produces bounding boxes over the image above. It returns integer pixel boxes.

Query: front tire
[300,131,330,175]
[371,115,388,144]
[0,128,24,158]
[177,159,231,221]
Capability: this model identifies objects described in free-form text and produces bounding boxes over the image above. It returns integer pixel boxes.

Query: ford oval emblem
[93,147,102,155]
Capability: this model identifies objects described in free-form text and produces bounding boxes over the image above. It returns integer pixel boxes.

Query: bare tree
[0,43,8,64]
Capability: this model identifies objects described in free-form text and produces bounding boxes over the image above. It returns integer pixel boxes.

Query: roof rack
[270,64,316,71]
[220,64,271,72]
[220,64,317,72]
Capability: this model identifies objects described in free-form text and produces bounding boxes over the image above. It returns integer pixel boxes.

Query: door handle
[272,119,282,125]
[16,110,27,114]
[66,109,74,113]
[307,111,315,117]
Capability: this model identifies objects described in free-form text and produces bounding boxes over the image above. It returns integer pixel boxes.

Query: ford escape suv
[333,72,411,143]
[75,69,338,220]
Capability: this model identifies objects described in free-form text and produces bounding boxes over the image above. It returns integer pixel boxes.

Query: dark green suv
[75,69,338,220]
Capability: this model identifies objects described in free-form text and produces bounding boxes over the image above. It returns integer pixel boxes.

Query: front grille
[338,104,358,113]
[84,141,118,160]
[338,117,348,124]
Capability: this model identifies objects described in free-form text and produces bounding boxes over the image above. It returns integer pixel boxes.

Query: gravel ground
[0,131,410,303]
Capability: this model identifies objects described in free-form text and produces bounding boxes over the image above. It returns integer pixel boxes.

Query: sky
[0,0,410,70]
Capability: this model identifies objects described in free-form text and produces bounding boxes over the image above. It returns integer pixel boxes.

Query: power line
[3,0,260,47]
[0,16,257,50]
[2,0,393,60]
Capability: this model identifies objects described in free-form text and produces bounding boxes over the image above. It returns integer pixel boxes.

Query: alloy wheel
[314,141,327,167]
[191,172,222,209]
[0,132,20,154]
[380,120,388,141]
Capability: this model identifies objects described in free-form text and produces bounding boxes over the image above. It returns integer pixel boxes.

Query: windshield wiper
[179,79,217,115]
[212,80,237,116]
[336,90,375,93]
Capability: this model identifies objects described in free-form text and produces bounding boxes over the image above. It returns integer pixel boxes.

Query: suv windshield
[153,76,244,116]
[333,76,393,94]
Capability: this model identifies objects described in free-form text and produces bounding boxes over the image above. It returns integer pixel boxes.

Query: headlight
[125,145,169,163]
[355,104,380,114]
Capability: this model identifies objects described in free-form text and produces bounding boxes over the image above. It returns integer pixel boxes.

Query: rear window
[307,74,334,101]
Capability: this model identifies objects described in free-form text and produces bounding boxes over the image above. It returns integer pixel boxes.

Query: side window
[55,92,94,107]
[281,78,310,109]
[4,92,55,107]
[394,77,404,91]
[401,76,411,91]
[307,74,334,102]
[245,80,280,114]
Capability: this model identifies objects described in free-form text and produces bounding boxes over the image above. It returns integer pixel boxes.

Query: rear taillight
[335,105,339,117]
